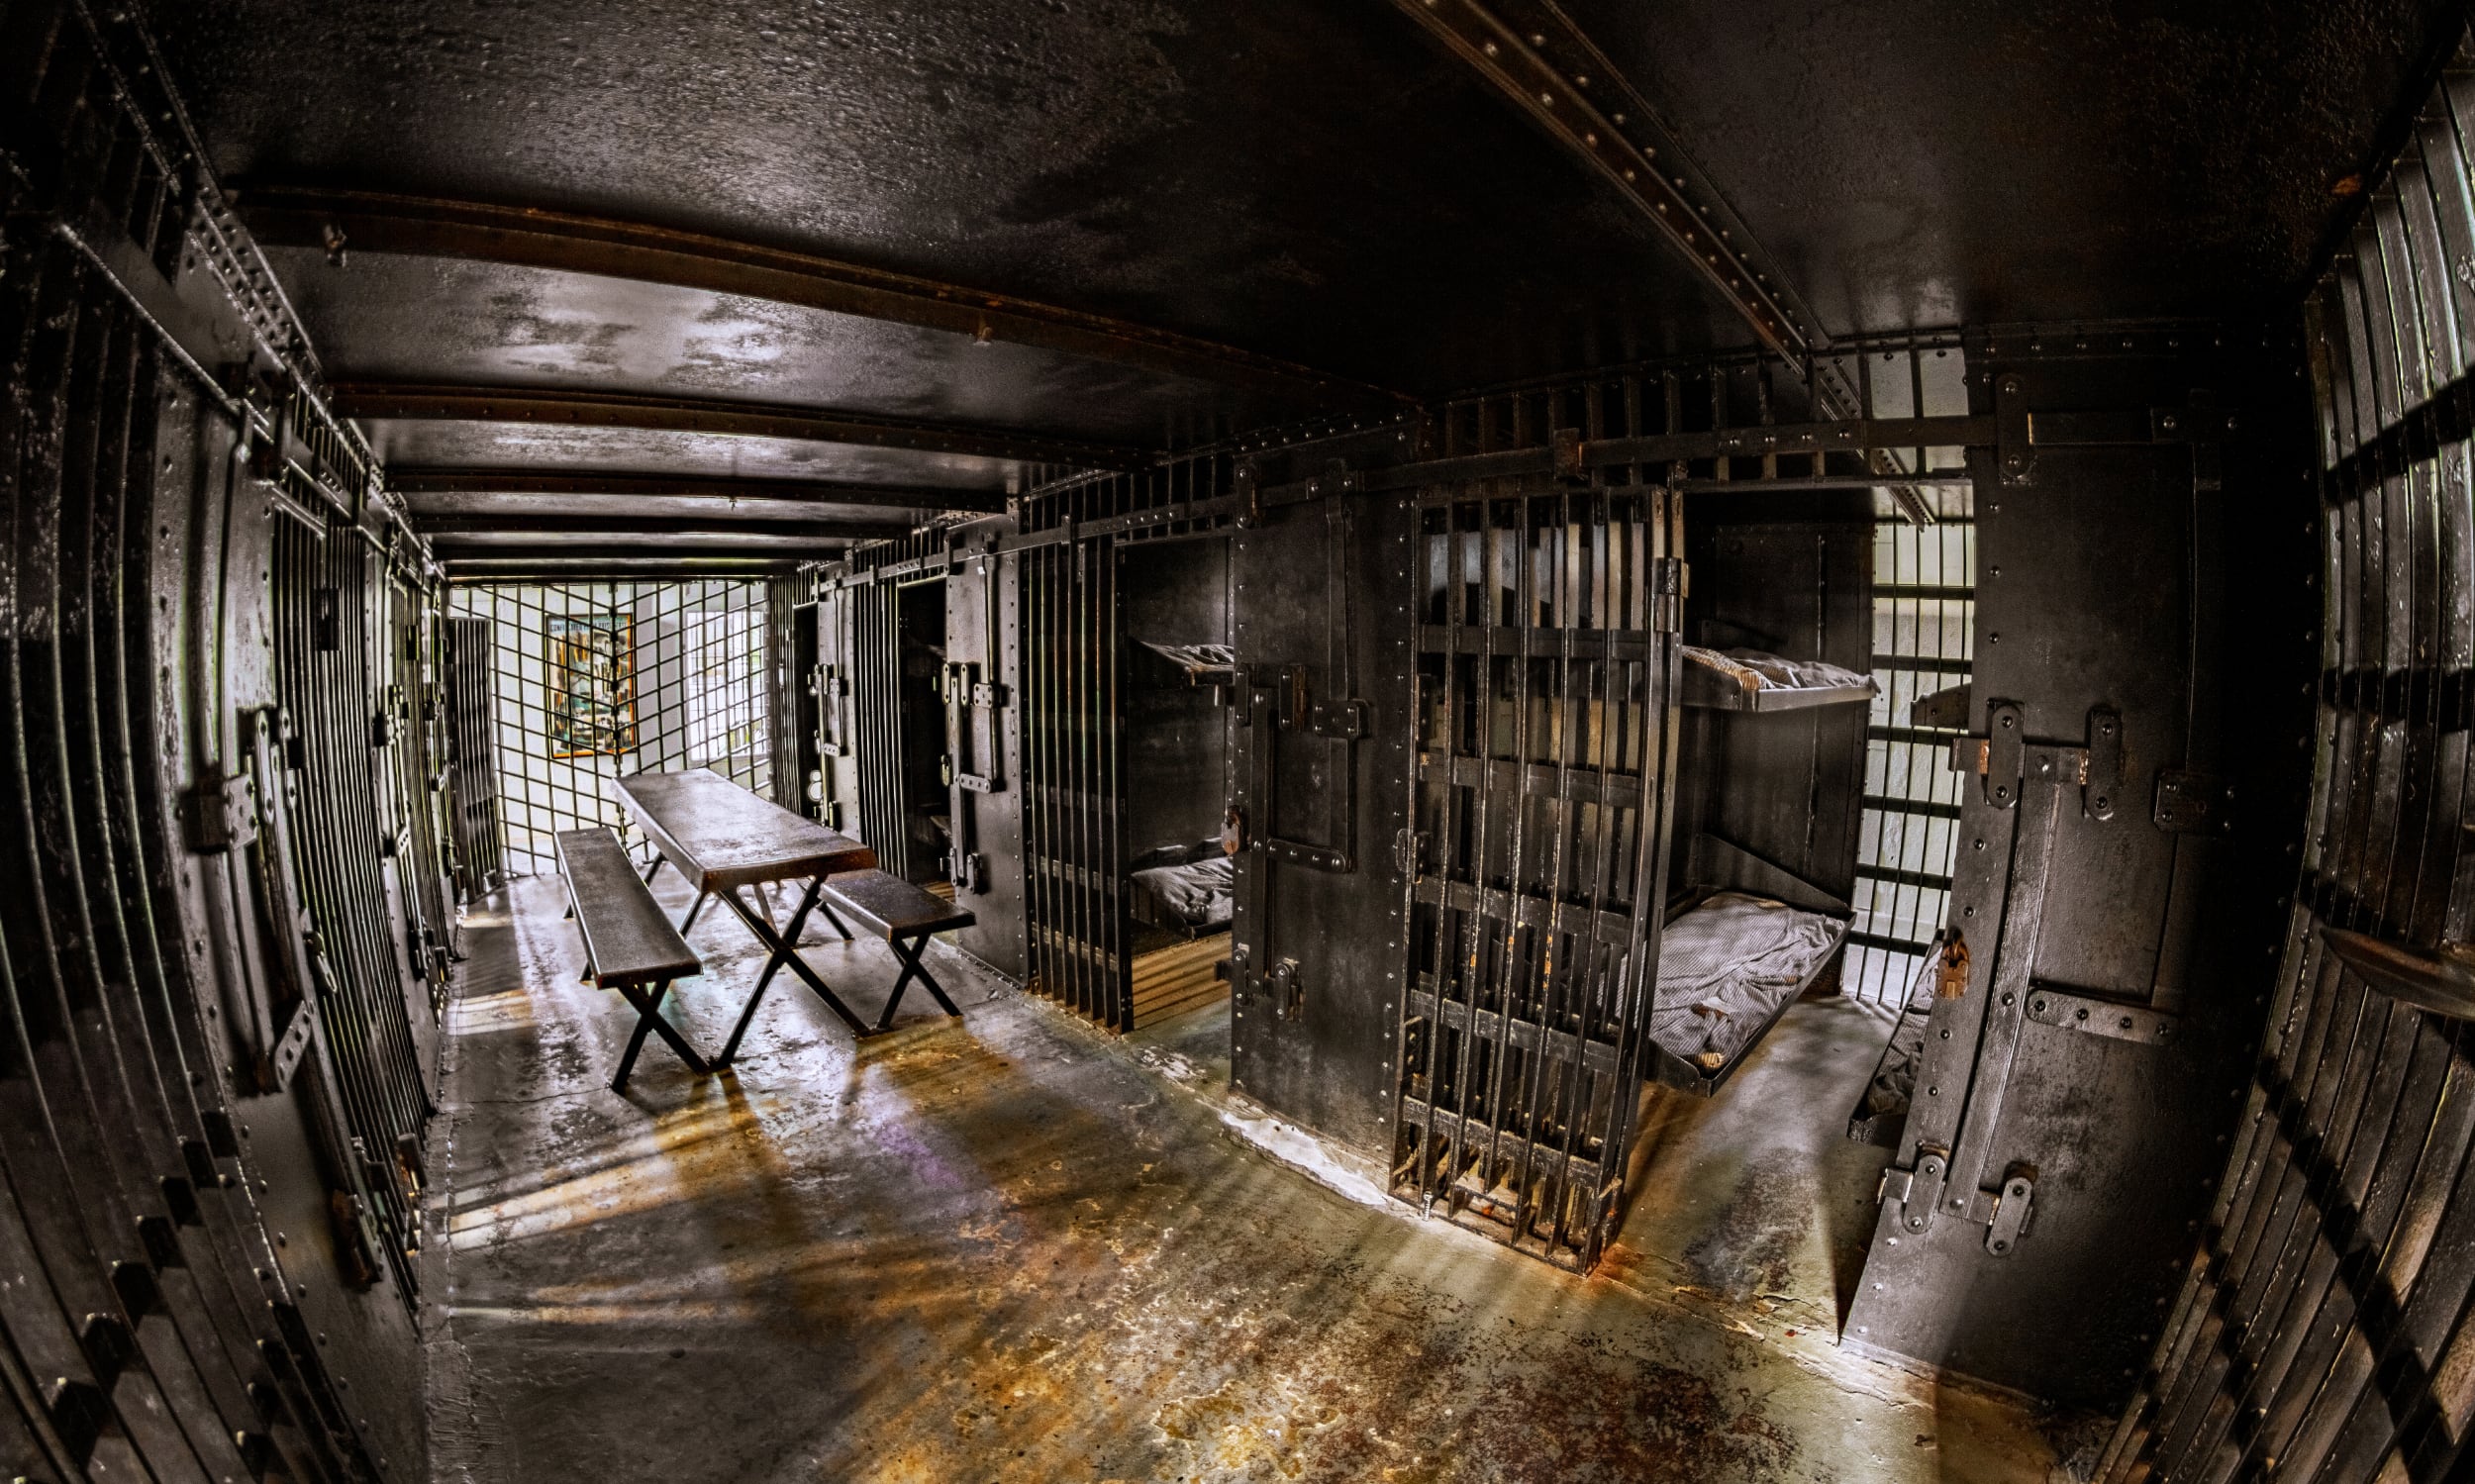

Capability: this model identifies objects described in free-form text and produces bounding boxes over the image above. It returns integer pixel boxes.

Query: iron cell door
[1389,481,1687,1272]
[1843,344,2312,1406]
[1228,490,1419,1148]
[811,584,868,837]
[942,542,1028,977]
[443,615,505,900]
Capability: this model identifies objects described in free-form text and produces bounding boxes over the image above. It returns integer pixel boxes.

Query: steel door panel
[944,544,1029,976]
[1228,493,1416,1147]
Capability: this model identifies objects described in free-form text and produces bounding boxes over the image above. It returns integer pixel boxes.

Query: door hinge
[2153,769,2233,836]
[1652,557,1687,634]
[181,773,259,854]
[1985,1168,2036,1256]
[2084,705,2122,821]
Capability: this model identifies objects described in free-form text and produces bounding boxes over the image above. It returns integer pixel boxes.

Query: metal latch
[1984,699,2024,809]
[1394,827,1427,879]
[1881,1144,1951,1236]
[1936,934,1971,1000]
[1234,459,1263,528]
[1651,556,1687,635]
[1985,1168,2036,1256]
[1267,957,1303,1021]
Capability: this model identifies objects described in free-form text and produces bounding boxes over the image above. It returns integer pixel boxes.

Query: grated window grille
[446,580,776,877]
[1845,499,1975,1003]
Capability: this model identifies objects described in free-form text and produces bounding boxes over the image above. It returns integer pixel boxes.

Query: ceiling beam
[416,514,908,542]
[1388,0,1823,362]
[329,381,1147,470]
[238,186,1410,408]
[441,557,809,581]
[388,467,1008,514]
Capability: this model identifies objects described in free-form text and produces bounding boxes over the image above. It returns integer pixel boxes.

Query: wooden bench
[818,870,975,1034]
[556,828,710,1091]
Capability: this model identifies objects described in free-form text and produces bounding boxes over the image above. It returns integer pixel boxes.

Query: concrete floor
[426,876,2099,1483]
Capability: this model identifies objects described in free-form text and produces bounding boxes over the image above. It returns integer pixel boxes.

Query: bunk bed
[1137,640,1238,689]
[1679,645,1877,712]
[1646,835,1853,1096]
[1129,840,1236,936]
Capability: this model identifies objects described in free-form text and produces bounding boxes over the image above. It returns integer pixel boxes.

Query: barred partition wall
[445,580,775,877]
[2105,39,2475,1483]
[444,614,506,898]
[1845,504,1976,1004]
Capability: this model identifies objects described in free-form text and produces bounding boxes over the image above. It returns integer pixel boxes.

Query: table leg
[678,889,711,934]
[717,876,872,1060]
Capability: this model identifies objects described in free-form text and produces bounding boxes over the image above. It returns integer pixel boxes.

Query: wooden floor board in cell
[1131,932,1230,1029]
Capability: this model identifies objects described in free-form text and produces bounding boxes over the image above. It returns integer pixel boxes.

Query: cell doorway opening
[1122,537,1239,1038]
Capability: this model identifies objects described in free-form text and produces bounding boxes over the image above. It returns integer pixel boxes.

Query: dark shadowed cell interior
[2,1,2470,1481]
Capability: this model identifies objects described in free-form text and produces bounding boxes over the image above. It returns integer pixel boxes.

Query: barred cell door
[1388,479,1687,1272]
[443,615,505,900]
[1227,490,1419,1145]
[1020,538,1129,1026]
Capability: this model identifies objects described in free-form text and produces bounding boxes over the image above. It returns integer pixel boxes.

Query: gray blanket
[1650,892,1840,1065]
[1132,854,1235,929]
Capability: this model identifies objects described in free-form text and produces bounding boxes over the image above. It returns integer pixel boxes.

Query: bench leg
[642,854,665,886]
[817,898,854,941]
[874,933,964,1033]
[678,889,711,934]
[611,977,710,1092]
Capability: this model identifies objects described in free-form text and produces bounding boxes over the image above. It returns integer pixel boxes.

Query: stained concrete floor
[426,876,2098,1483]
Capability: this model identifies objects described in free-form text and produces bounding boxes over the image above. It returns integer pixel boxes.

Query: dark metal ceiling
[1561,0,2465,331]
[144,0,2464,566]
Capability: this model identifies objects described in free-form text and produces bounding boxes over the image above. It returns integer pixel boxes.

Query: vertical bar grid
[1846,511,1976,1004]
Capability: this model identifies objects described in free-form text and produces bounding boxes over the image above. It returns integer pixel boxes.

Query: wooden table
[613,767,877,1056]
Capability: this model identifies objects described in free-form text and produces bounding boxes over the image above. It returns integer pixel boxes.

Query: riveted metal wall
[2104,37,2475,1481]
[0,0,434,1475]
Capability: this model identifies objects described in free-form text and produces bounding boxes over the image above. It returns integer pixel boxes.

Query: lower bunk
[1642,834,1853,1097]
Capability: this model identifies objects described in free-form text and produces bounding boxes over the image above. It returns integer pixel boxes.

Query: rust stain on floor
[426,879,2080,1483]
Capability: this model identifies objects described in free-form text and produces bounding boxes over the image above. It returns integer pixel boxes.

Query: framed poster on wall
[545,611,637,757]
